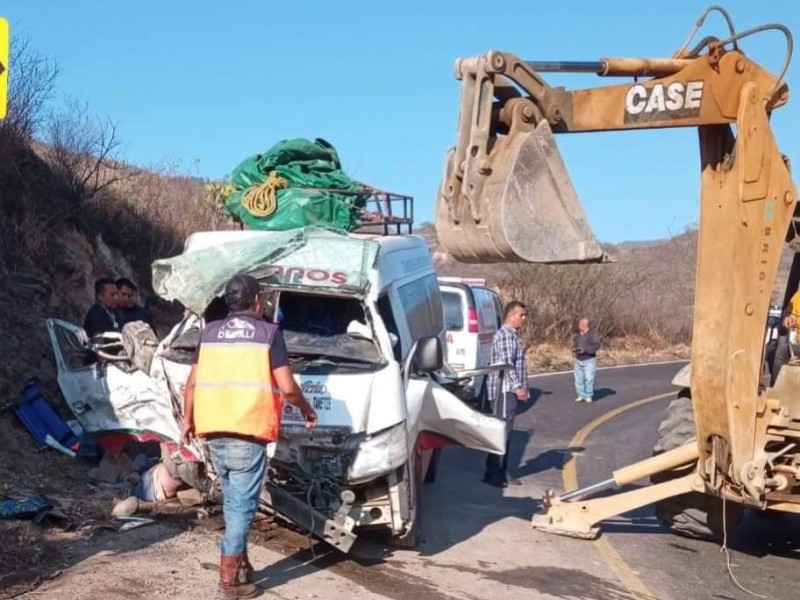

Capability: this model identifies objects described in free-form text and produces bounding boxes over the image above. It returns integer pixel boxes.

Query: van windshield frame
[276,290,385,366]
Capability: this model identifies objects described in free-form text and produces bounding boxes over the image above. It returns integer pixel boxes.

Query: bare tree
[499,261,652,345]
[44,97,133,207]
[2,36,59,139]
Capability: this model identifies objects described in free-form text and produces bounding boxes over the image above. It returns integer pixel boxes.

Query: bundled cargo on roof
[223,138,369,232]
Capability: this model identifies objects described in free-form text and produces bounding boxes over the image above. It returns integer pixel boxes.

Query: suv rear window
[442,291,464,331]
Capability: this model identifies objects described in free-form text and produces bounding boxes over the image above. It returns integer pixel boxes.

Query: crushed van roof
[152,227,380,314]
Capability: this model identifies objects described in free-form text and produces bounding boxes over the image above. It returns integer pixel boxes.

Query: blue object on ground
[10,379,81,452]
[0,495,53,519]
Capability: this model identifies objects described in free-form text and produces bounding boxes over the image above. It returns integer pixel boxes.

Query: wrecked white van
[47,227,507,552]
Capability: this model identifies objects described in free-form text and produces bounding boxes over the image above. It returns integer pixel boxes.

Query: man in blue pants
[573,318,601,403]
[182,275,317,597]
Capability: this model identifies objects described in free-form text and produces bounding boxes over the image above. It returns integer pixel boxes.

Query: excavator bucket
[436,119,604,264]
[435,53,604,264]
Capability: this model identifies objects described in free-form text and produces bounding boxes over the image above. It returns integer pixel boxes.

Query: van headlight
[348,423,408,483]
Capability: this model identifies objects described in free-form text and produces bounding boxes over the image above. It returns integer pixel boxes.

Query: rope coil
[241,171,289,217]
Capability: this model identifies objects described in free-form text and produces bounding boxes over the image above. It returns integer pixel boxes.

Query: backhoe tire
[651,392,743,542]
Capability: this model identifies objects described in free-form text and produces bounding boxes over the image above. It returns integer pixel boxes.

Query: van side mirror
[414,336,443,373]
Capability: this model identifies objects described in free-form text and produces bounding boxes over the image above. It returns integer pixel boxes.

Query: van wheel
[390,497,422,549]
[650,392,743,541]
[424,448,441,484]
[474,380,490,413]
[389,457,423,549]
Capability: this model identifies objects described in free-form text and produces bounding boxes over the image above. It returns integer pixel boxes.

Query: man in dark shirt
[573,318,601,403]
[116,278,153,328]
[84,278,120,340]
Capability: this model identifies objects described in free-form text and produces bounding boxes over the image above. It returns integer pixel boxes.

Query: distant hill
[416,220,793,347]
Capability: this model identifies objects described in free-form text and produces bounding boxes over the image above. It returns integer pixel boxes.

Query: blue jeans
[207,437,267,555]
[574,358,597,399]
[485,391,519,478]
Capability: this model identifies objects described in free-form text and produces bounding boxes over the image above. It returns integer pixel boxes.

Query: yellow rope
[241,171,289,217]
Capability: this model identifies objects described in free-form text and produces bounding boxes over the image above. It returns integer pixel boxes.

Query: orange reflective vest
[193,314,283,442]
[790,291,800,318]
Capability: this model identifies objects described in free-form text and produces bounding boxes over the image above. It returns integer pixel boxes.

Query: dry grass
[420,221,702,354]
[0,45,220,597]
[0,521,52,598]
[527,339,691,373]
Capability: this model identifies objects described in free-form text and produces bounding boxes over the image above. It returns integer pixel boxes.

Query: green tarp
[223,138,367,232]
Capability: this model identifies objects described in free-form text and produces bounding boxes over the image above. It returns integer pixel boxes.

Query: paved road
[560,363,800,600]
[249,361,798,600]
[34,360,798,600]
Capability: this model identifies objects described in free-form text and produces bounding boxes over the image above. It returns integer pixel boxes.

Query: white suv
[438,277,504,406]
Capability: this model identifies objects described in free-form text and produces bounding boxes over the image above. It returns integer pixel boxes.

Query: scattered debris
[0,495,52,520]
[115,516,154,532]
[9,379,80,455]
[44,434,77,458]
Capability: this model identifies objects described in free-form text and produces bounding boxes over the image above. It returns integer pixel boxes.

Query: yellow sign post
[0,17,8,120]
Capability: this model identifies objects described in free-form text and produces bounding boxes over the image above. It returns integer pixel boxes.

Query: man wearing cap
[182,274,317,598]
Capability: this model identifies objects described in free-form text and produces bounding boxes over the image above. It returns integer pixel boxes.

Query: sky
[3,1,798,243]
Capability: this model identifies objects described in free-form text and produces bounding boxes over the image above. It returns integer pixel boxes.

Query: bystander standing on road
[573,318,601,403]
[772,289,800,385]
[483,301,529,488]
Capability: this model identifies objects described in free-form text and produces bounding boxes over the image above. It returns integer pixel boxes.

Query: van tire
[474,380,490,413]
[424,448,441,484]
[390,499,422,549]
[388,458,423,549]
[651,392,743,541]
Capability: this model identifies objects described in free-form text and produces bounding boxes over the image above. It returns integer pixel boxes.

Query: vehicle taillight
[468,308,479,333]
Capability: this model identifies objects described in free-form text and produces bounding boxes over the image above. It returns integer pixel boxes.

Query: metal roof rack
[353,186,414,236]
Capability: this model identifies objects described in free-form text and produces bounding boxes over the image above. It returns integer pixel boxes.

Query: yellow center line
[562,391,675,600]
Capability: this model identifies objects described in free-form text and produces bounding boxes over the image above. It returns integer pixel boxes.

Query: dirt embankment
[0,46,216,595]
[0,182,198,600]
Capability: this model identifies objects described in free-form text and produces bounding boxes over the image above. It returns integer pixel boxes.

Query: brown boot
[239,548,254,584]
[219,554,257,599]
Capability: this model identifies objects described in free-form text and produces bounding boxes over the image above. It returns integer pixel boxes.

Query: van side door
[395,276,507,454]
[46,319,181,445]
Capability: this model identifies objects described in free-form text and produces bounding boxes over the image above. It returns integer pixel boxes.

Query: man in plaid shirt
[484,301,529,488]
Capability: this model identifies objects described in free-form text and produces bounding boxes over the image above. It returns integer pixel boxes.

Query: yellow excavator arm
[436,6,800,539]
[437,21,792,264]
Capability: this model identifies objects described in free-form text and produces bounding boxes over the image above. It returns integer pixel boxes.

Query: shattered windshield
[278,291,382,365]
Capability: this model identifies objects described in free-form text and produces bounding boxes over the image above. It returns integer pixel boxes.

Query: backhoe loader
[435,6,800,542]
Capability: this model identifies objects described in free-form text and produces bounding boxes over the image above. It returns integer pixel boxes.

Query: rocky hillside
[0,40,225,519]
[0,135,215,403]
